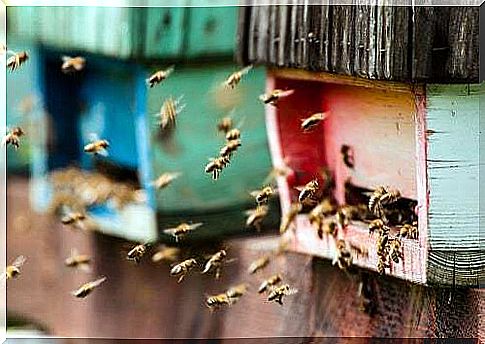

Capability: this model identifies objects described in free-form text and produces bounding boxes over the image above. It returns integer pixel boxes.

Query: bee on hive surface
[6,50,28,71]
[296,179,320,204]
[308,199,336,228]
[368,186,401,221]
[152,172,182,190]
[219,139,241,159]
[341,145,355,168]
[170,258,197,283]
[64,249,91,272]
[202,249,231,280]
[2,256,26,282]
[250,186,277,206]
[154,96,185,131]
[258,273,282,294]
[248,255,270,274]
[127,243,151,264]
[301,112,328,133]
[367,219,389,236]
[61,56,86,73]
[279,203,302,234]
[225,283,248,299]
[163,222,203,242]
[333,240,353,271]
[318,220,337,239]
[147,65,175,88]
[388,237,403,264]
[245,205,269,232]
[71,276,107,298]
[206,293,233,310]
[377,255,389,275]
[267,284,298,305]
[217,117,233,134]
[205,156,231,180]
[398,222,418,240]
[335,208,350,231]
[223,65,252,89]
[83,134,109,157]
[259,89,295,106]
[151,246,181,264]
[2,127,25,150]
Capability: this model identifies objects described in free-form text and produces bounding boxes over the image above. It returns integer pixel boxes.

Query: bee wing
[162,227,177,236]
[278,89,295,98]
[61,55,72,62]
[79,264,92,273]
[165,65,175,76]
[244,209,256,216]
[188,222,203,230]
[91,276,107,288]
[1,135,8,147]
[249,190,260,198]
[96,148,109,157]
[239,65,253,75]
[11,255,26,268]
[285,287,298,296]
[87,132,100,143]
[235,117,246,130]
[294,186,305,192]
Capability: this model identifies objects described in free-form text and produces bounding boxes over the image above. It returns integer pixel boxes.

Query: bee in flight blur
[267,284,298,305]
[296,179,320,204]
[259,89,295,106]
[61,56,86,73]
[245,205,269,232]
[6,50,28,71]
[280,203,302,234]
[163,222,203,242]
[154,96,185,131]
[258,273,282,294]
[250,186,277,206]
[2,127,25,150]
[301,112,328,132]
[223,65,252,89]
[202,249,231,280]
[127,243,151,264]
[64,249,91,272]
[341,145,355,168]
[333,239,353,271]
[205,156,230,180]
[170,258,197,283]
[61,211,88,231]
[71,276,107,298]
[147,65,175,88]
[248,255,270,274]
[206,293,233,310]
[151,246,180,263]
[220,139,241,159]
[217,117,233,134]
[83,134,109,157]
[2,255,26,281]
[152,172,182,190]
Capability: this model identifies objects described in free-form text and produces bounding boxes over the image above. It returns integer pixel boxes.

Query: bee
[377,256,389,275]
[202,249,228,280]
[6,50,28,71]
[301,112,328,132]
[250,186,277,206]
[296,179,319,204]
[368,219,388,235]
[170,258,197,283]
[279,203,302,234]
[318,220,337,239]
[151,246,181,263]
[64,249,91,272]
[267,284,298,305]
[258,273,282,294]
[205,156,231,180]
[206,293,233,310]
[388,237,403,264]
[368,186,401,220]
[225,283,248,299]
[341,145,355,168]
[127,243,151,264]
[152,172,182,190]
[225,128,241,141]
[217,117,233,133]
[147,66,175,88]
[399,222,418,240]
[259,89,295,106]
[2,256,26,281]
[223,65,252,89]
[155,96,185,131]
[308,199,336,229]
[333,240,353,271]
[61,211,87,230]
[248,255,270,274]
[335,208,349,231]
[245,205,269,232]
[61,56,86,73]
[2,127,25,150]
[83,135,109,157]
[71,276,107,298]
[376,232,390,257]
[163,222,203,242]
[220,139,241,158]
[263,162,294,185]
[349,243,369,260]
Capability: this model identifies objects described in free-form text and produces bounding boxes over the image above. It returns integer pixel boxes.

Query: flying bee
[64,249,91,272]
[225,283,248,299]
[205,156,231,180]
[71,276,107,298]
[220,139,241,158]
[333,240,353,271]
[248,255,270,274]
[2,127,24,150]
[280,203,302,234]
[61,211,87,231]
[301,112,328,132]
[398,222,419,240]
[61,56,86,73]
[151,246,181,263]
[206,293,233,310]
[83,134,109,157]
[147,65,175,88]
[335,208,350,231]
[318,220,337,239]
[267,284,298,305]
[2,255,26,281]
[308,199,336,230]
[250,186,277,206]
[202,249,229,280]
[245,205,269,232]
[223,65,252,89]
[296,179,320,204]
[259,89,295,106]
[225,128,241,141]
[217,117,233,133]
[341,145,355,168]
[6,50,28,71]
[388,237,403,264]
[263,162,294,185]
[170,258,197,283]
[258,273,282,294]
[368,186,401,220]
[163,222,203,242]
[127,243,151,264]
[154,96,185,131]
[152,172,182,190]
[367,219,389,236]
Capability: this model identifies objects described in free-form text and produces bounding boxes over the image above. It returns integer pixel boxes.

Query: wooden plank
[235,6,250,65]
[330,5,355,75]
[353,0,377,78]
[247,2,260,63]
[267,3,278,65]
[276,5,290,67]
[306,5,330,71]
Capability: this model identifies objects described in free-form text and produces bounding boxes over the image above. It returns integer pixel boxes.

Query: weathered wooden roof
[236,5,480,83]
